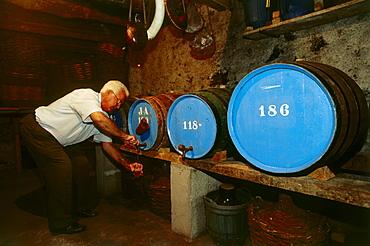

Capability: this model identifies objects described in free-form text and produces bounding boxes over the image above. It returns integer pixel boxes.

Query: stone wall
[129,0,369,152]
[127,4,231,95]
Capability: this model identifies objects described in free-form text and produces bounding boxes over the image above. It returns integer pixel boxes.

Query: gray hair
[100,80,130,97]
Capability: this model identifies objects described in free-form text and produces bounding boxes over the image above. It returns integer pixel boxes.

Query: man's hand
[121,159,143,177]
[130,162,144,177]
[101,141,143,177]
[121,134,139,146]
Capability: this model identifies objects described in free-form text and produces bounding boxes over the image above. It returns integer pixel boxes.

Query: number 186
[259,104,290,117]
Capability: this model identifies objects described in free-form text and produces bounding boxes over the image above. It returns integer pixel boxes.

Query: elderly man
[20,80,142,235]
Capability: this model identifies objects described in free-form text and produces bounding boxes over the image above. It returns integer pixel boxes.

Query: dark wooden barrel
[128,93,182,150]
[290,61,368,167]
[227,62,368,174]
[167,88,232,159]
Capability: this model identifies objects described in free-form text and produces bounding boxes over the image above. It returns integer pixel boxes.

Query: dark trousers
[19,114,93,230]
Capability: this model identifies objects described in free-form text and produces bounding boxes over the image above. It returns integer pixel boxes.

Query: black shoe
[50,222,86,235]
[79,210,99,218]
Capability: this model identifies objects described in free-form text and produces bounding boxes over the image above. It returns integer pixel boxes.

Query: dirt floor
[0,167,223,246]
[1,165,369,246]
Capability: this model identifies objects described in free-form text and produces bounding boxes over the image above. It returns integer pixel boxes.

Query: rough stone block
[170,162,221,239]
[95,146,122,197]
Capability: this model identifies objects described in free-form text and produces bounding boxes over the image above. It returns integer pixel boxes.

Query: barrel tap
[178,144,193,159]
[135,142,147,161]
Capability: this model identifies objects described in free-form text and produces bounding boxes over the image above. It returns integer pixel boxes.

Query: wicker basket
[0,84,46,107]
[61,60,96,84]
[147,176,171,220]
[0,65,47,107]
[248,194,330,246]
[121,170,149,201]
[96,42,128,84]
[0,34,46,68]
[96,59,129,84]
[97,43,126,60]
[1,66,46,85]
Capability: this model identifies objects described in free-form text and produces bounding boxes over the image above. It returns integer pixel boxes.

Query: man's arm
[90,111,138,145]
[101,142,143,175]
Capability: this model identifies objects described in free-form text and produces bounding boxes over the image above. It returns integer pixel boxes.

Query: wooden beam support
[308,165,336,181]
[3,0,126,25]
[243,0,370,40]
[120,145,370,209]
[0,15,124,43]
[0,0,126,43]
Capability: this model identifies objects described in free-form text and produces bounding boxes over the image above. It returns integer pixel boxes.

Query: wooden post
[272,11,281,25]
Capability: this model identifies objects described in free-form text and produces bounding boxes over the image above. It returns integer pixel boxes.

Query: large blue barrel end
[167,94,218,159]
[128,99,159,150]
[228,64,337,173]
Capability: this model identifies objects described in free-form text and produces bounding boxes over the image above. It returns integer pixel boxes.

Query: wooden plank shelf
[0,107,34,115]
[120,145,370,209]
[243,0,370,40]
[3,0,125,25]
[0,1,125,43]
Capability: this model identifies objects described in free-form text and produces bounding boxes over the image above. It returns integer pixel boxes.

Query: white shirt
[35,88,112,147]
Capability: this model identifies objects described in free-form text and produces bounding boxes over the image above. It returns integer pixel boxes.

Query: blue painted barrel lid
[167,94,217,159]
[128,99,158,150]
[228,63,337,173]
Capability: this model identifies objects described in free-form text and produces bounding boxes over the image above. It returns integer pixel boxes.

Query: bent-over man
[20,80,142,235]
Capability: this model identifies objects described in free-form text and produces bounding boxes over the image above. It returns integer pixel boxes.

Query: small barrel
[242,0,274,29]
[128,93,182,150]
[167,88,232,159]
[280,0,314,20]
[227,62,368,174]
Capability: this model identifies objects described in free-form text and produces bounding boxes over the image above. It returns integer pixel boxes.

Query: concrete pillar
[170,162,221,240]
[95,145,122,197]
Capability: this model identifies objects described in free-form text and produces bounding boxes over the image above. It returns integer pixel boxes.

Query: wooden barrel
[167,88,232,159]
[290,61,368,166]
[128,93,182,150]
[227,62,368,174]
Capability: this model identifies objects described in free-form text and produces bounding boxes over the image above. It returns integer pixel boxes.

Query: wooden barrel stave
[295,61,364,166]
[194,89,232,155]
[303,61,369,161]
[148,94,182,150]
[290,62,352,168]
